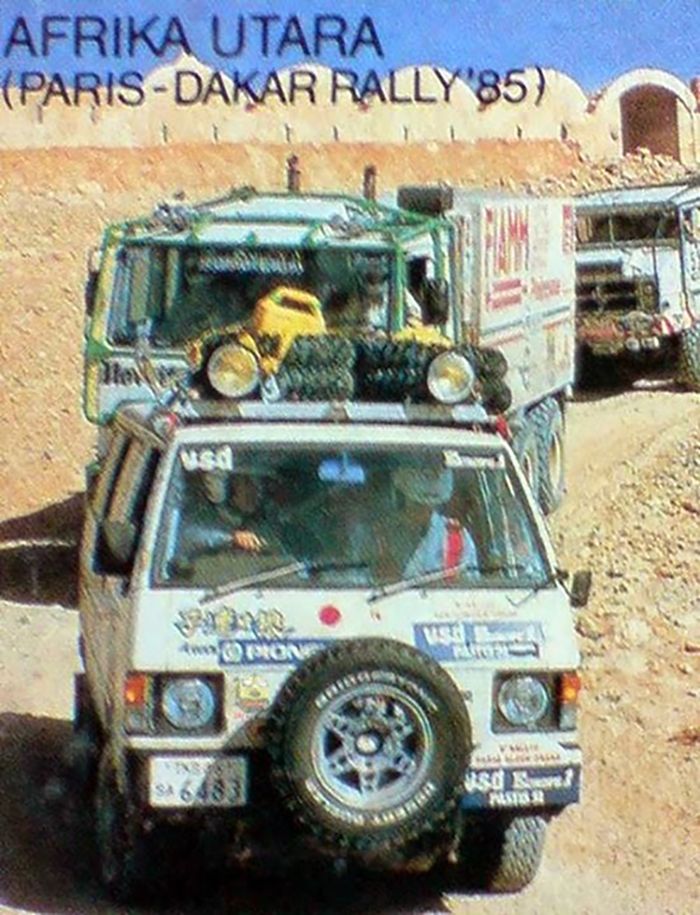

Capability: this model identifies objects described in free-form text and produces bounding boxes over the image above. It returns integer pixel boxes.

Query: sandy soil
[0,386,698,914]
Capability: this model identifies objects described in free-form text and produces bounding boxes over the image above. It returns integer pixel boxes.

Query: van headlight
[427,351,475,404]
[161,678,216,730]
[207,343,260,398]
[497,676,550,727]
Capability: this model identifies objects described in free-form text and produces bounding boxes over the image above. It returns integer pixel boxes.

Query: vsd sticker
[414,620,544,661]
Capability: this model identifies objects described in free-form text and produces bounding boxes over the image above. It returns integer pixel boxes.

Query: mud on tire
[266,639,470,858]
[677,322,700,391]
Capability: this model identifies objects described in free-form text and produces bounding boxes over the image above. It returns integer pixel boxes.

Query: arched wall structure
[0,62,699,162]
[586,68,697,162]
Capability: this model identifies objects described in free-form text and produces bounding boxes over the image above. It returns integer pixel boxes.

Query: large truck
[575,180,700,387]
[83,180,576,512]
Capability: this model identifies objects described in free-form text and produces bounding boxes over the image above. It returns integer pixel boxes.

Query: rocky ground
[0,384,698,915]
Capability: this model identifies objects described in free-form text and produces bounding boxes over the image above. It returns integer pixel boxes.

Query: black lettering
[19,71,45,104]
[127,16,160,57]
[175,70,202,104]
[278,16,310,56]
[359,70,386,104]
[43,73,71,105]
[118,71,145,107]
[160,17,191,56]
[251,15,280,57]
[259,70,286,104]
[211,15,244,57]
[289,69,316,103]
[315,15,346,55]
[350,17,384,58]
[41,16,70,55]
[331,69,359,103]
[387,70,410,104]
[75,17,107,57]
[4,17,38,57]
[112,16,122,58]
[434,68,460,103]
[74,72,101,105]
[202,71,231,105]
[231,70,260,104]
[414,68,437,103]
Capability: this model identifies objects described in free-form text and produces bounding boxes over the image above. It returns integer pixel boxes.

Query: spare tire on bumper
[266,638,470,859]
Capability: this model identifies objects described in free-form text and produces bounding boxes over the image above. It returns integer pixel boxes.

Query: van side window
[96,441,160,575]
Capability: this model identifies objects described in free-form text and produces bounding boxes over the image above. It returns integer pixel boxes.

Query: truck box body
[446,192,576,415]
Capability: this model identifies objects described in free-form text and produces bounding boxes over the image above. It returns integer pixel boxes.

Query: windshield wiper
[505,566,567,606]
[199,559,370,604]
[368,559,480,604]
[200,561,307,604]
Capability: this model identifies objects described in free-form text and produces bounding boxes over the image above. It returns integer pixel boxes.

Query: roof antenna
[363,164,377,201]
[287,155,301,193]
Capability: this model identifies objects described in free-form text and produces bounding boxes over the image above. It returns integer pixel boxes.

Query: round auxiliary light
[161,678,216,730]
[207,343,260,399]
[427,351,476,404]
[497,676,549,727]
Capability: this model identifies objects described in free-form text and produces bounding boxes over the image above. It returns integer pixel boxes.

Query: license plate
[149,755,247,808]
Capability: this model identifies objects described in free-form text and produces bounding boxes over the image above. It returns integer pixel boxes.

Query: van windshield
[108,244,394,345]
[154,444,549,590]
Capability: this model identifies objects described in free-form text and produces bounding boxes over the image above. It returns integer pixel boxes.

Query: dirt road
[1,387,698,915]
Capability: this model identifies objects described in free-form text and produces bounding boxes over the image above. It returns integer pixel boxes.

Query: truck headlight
[427,351,475,404]
[161,678,216,730]
[207,343,259,398]
[497,675,550,727]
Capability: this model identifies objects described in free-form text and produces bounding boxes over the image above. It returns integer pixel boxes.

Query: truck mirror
[422,278,450,325]
[84,247,102,317]
[570,570,592,608]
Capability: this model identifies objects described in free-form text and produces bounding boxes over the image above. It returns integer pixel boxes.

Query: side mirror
[570,570,592,608]
[84,247,102,318]
[102,518,138,571]
[422,278,450,325]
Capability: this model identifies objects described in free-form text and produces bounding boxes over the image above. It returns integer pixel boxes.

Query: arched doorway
[620,85,680,159]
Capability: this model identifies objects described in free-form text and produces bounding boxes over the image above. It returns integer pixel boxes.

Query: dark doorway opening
[620,86,680,160]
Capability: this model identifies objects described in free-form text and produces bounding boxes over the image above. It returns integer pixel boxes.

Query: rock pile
[510,148,700,196]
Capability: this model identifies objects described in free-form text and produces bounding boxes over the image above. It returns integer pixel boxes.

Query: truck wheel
[267,639,470,858]
[451,812,547,893]
[677,323,700,391]
[536,400,565,515]
[68,674,103,794]
[512,421,541,499]
[482,813,548,892]
[95,753,153,902]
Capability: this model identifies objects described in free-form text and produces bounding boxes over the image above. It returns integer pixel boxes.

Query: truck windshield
[108,244,393,345]
[576,209,679,245]
[154,444,549,591]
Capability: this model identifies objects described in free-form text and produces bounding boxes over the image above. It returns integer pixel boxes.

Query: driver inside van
[184,469,283,558]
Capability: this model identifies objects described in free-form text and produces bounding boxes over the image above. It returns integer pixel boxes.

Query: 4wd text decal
[414,620,544,661]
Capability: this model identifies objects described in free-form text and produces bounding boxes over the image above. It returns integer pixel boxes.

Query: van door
[82,435,161,716]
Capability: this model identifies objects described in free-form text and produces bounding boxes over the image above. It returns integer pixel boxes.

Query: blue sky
[1,1,696,91]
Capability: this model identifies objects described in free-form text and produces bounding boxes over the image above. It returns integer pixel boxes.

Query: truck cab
[77,399,586,900]
[574,180,700,386]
